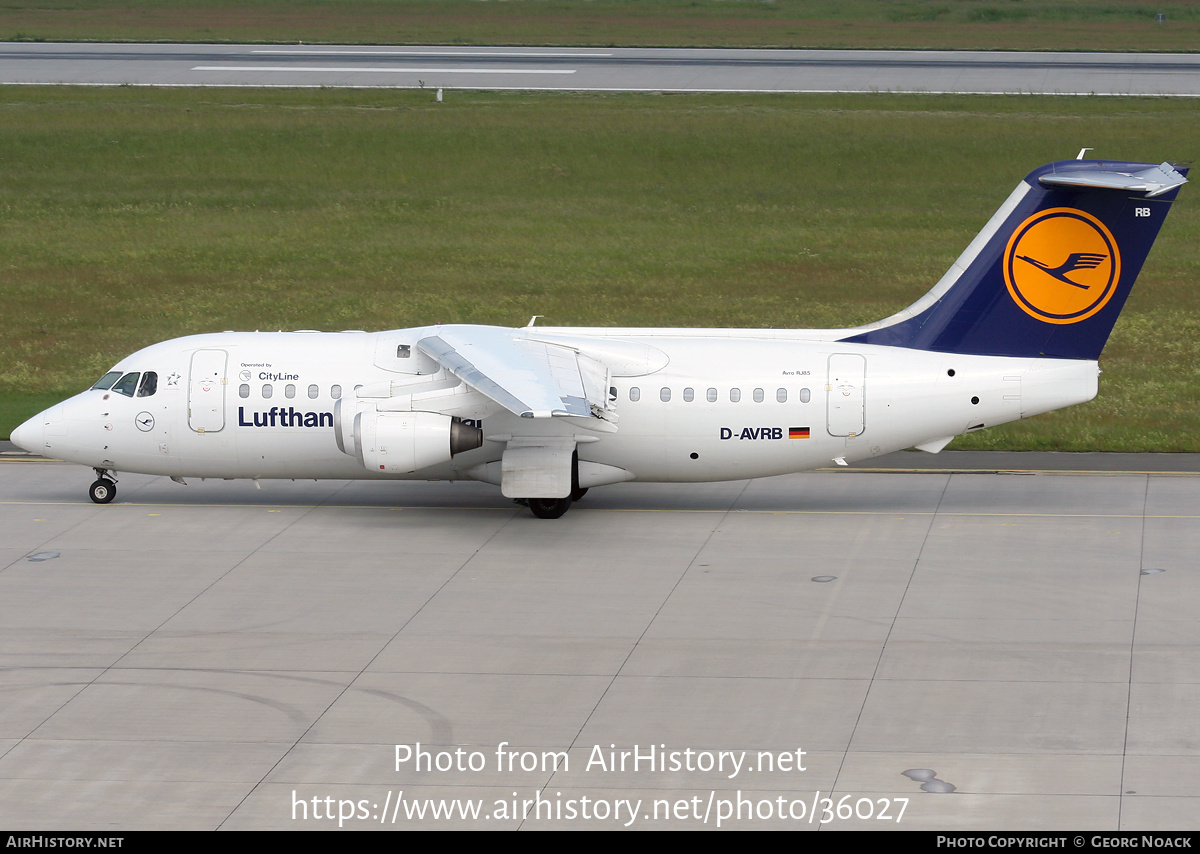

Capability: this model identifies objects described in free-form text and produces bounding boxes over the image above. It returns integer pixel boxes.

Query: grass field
[2,86,1198,450]
[3,0,1200,52]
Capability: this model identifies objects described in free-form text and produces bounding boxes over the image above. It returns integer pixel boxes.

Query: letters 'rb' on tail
[840,160,1188,360]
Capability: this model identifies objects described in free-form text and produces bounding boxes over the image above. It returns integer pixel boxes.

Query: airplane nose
[10,410,47,453]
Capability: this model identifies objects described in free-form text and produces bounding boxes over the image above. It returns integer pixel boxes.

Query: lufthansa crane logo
[1003,208,1121,325]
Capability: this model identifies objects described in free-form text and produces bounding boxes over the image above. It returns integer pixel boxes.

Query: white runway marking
[192,65,577,75]
[252,50,610,57]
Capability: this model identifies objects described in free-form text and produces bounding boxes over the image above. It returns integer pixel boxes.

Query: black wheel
[570,486,589,502]
[89,479,116,504]
[528,497,571,519]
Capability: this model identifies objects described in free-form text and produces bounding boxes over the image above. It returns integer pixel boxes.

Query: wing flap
[417,326,613,421]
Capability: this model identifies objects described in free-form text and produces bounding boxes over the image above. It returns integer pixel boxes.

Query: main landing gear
[520,454,590,519]
[518,487,590,520]
[528,497,572,519]
[89,469,117,504]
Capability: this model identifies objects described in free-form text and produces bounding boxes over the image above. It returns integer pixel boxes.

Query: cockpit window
[137,372,158,398]
[92,371,123,390]
[111,372,141,397]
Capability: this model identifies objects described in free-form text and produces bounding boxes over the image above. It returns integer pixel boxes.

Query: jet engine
[352,410,482,473]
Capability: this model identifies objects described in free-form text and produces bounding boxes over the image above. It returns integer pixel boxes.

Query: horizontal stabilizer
[1038,162,1187,198]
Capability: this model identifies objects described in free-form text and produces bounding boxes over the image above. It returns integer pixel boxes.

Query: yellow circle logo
[1003,208,1121,325]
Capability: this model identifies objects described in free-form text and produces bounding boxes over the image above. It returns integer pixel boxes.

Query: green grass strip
[4,1,1200,52]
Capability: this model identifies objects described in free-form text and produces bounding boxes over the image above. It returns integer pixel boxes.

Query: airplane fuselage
[28,328,1098,484]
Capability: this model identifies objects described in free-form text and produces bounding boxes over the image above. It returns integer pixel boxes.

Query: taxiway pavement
[1,455,1197,829]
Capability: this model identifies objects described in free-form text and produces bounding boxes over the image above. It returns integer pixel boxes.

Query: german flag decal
[789,427,810,439]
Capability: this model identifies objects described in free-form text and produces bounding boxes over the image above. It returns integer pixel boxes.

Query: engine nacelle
[353,410,482,473]
[334,395,374,458]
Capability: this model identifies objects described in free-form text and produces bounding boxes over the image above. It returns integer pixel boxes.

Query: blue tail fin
[841,159,1187,360]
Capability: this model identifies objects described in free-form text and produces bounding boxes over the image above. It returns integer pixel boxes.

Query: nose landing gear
[89,469,117,504]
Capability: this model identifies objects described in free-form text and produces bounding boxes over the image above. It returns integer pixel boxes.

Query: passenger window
[753,388,764,403]
[239,384,250,399]
[683,387,694,402]
[800,388,811,403]
[285,384,296,399]
[730,388,741,403]
[308,384,319,399]
[111,372,140,397]
[660,388,671,402]
[331,385,342,399]
[262,384,273,399]
[136,372,158,397]
[707,388,717,402]
[776,388,787,403]
[629,387,641,402]
[92,371,123,390]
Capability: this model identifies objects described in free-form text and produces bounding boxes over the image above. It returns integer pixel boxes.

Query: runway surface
[2,454,1198,829]
[3,43,1200,94]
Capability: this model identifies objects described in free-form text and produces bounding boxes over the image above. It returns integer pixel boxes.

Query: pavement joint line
[1,499,1195,519]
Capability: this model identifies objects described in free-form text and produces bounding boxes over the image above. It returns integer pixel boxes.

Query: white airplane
[10,157,1187,518]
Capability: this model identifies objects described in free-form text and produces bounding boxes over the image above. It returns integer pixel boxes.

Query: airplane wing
[417,325,615,421]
